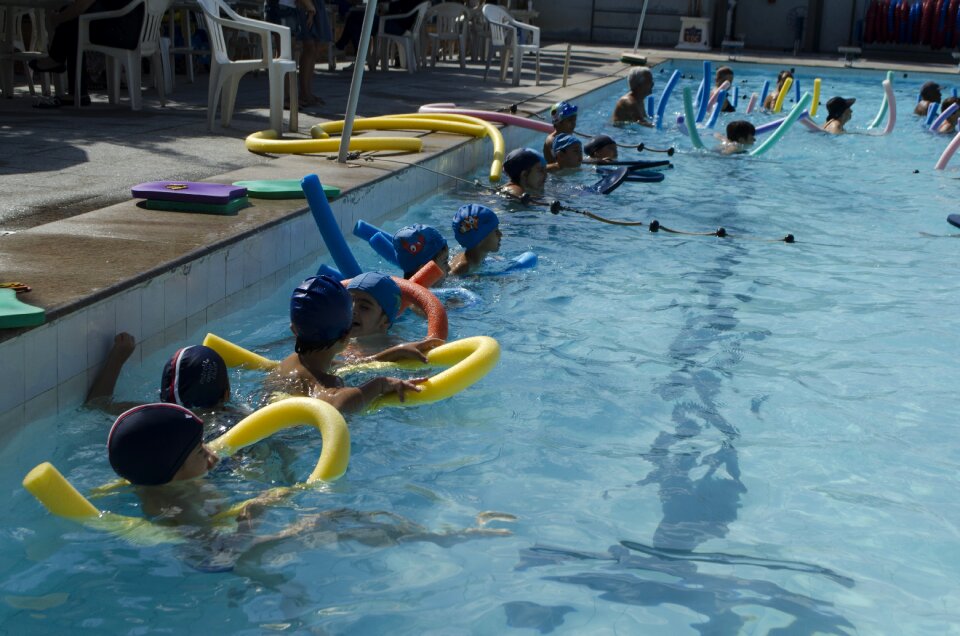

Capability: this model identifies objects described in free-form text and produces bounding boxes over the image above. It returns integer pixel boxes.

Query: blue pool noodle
[705,89,727,129]
[794,77,800,103]
[370,231,400,265]
[954,87,958,98]
[353,219,383,241]
[759,80,771,109]
[503,251,538,273]
[316,264,343,279]
[925,102,941,127]
[732,85,739,109]
[646,94,655,117]
[302,174,362,278]
[696,60,711,122]
[655,69,681,130]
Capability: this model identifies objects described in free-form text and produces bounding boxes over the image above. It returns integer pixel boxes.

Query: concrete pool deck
[0,41,957,430]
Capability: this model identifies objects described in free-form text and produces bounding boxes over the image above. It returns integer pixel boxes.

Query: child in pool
[936,96,960,134]
[822,96,855,135]
[613,66,654,126]
[717,120,756,155]
[543,100,578,164]
[343,271,442,360]
[449,204,502,276]
[583,134,618,162]
[763,69,793,111]
[106,402,514,569]
[501,147,547,199]
[392,224,450,285]
[547,134,583,171]
[711,66,736,113]
[266,275,424,413]
[915,81,942,117]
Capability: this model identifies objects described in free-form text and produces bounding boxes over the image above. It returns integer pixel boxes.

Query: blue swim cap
[347,272,401,325]
[393,224,447,275]
[290,275,353,344]
[161,345,229,409]
[452,204,499,249]
[107,403,204,486]
[552,133,582,155]
[551,101,578,123]
[503,147,545,183]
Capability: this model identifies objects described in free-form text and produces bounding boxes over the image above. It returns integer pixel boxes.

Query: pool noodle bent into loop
[750,92,813,157]
[655,70,681,130]
[930,102,959,131]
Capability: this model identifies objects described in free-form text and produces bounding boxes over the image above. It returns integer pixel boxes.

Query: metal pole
[562,43,571,87]
[632,0,650,52]
[338,0,379,163]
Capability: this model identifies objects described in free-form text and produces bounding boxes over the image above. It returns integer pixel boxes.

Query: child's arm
[318,376,425,413]
[367,338,444,363]
[86,333,137,408]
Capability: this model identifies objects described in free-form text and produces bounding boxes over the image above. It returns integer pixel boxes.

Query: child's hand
[371,338,444,363]
[376,377,427,402]
[111,332,136,361]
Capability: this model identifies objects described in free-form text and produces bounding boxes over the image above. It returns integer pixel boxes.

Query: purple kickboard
[131,181,247,204]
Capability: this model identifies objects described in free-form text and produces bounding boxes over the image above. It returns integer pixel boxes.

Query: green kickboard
[144,197,249,215]
[232,180,341,200]
[0,288,45,329]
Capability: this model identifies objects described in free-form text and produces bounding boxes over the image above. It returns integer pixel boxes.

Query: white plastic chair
[376,1,430,73]
[481,3,539,86]
[425,3,467,69]
[75,0,172,110]
[197,0,297,133]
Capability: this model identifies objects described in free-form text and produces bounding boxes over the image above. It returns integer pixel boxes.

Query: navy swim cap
[161,345,229,408]
[290,275,353,344]
[393,224,447,275]
[452,204,499,249]
[347,272,401,326]
[584,134,616,157]
[552,133,582,154]
[107,403,203,486]
[503,148,545,183]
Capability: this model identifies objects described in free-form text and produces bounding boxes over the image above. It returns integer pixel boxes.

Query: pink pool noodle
[935,130,960,170]
[418,103,554,133]
[746,93,758,114]
[707,80,731,110]
[881,80,896,136]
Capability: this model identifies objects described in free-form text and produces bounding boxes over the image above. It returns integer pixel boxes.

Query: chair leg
[268,66,284,133]
[499,47,508,83]
[287,70,298,133]
[512,46,521,86]
[74,52,83,107]
[126,52,142,110]
[222,75,241,127]
[404,41,415,73]
[207,64,220,131]
[534,49,540,86]
[483,42,490,81]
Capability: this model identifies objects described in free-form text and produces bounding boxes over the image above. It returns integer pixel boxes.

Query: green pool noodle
[868,70,894,130]
[750,92,813,157]
[681,87,705,150]
[232,180,341,200]
[0,288,45,329]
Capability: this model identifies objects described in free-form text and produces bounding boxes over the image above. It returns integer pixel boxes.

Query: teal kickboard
[232,179,341,200]
[0,288,45,329]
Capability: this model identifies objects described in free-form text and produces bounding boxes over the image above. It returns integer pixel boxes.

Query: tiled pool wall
[0,120,554,437]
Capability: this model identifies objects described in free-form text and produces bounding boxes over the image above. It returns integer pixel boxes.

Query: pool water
[3,60,960,634]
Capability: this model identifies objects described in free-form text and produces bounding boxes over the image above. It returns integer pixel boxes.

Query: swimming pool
[3,59,960,634]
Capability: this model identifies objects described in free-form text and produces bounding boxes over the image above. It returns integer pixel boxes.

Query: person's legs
[299,40,322,104]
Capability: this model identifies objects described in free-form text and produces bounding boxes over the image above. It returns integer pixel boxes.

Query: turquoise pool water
[3,60,960,634]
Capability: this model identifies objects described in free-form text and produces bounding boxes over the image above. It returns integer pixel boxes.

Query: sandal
[0,282,32,294]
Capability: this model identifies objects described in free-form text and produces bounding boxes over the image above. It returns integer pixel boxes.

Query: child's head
[452,204,501,253]
[393,224,449,279]
[725,120,756,145]
[160,346,229,409]
[826,96,855,123]
[552,134,583,169]
[584,134,618,160]
[627,66,653,96]
[290,275,354,353]
[775,68,793,89]
[921,80,942,103]
[715,66,734,86]
[503,147,547,191]
[550,101,578,133]
[346,272,401,337]
[108,403,218,486]
[942,96,960,122]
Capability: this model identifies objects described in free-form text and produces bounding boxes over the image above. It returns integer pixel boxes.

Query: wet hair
[715,66,734,84]
[776,69,794,87]
[941,95,960,114]
[628,66,652,90]
[921,81,941,101]
[726,120,756,143]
